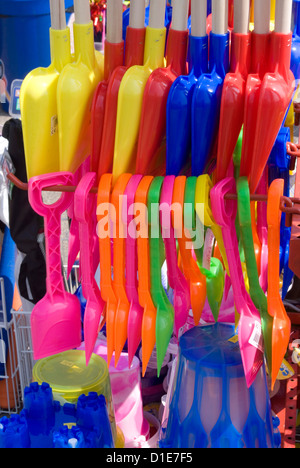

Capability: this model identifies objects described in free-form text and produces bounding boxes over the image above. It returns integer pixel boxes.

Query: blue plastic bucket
[159,323,280,448]
[0,0,74,114]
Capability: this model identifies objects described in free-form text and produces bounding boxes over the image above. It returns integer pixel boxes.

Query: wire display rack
[271,322,300,449]
[10,263,80,405]
[0,278,22,416]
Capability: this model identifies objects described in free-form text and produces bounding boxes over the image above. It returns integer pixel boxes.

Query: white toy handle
[233,0,250,34]
[275,0,293,34]
[191,0,207,37]
[129,0,146,29]
[106,0,123,44]
[212,0,228,35]
[254,0,271,34]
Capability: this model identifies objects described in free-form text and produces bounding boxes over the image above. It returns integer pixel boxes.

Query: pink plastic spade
[28,172,82,360]
[123,174,143,366]
[74,172,106,365]
[67,157,90,279]
[160,176,190,338]
[210,177,264,388]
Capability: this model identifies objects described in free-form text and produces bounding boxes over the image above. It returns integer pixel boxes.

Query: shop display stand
[271,325,299,448]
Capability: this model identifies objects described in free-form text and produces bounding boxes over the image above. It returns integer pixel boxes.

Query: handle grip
[28,172,74,297]
[74,172,97,292]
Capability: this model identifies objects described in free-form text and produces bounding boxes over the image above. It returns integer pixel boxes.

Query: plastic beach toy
[239,0,272,180]
[58,0,104,173]
[111,174,132,365]
[160,176,190,337]
[20,0,73,178]
[195,174,229,274]
[237,177,273,374]
[28,172,81,360]
[135,176,157,376]
[248,0,295,194]
[210,178,264,388]
[123,174,143,366]
[166,0,209,176]
[192,0,230,176]
[148,177,174,375]
[74,172,105,365]
[159,323,277,448]
[136,0,189,175]
[91,0,126,176]
[112,0,167,182]
[96,0,146,179]
[215,0,251,183]
[267,178,291,389]
[97,174,118,366]
[32,350,117,442]
[172,176,207,326]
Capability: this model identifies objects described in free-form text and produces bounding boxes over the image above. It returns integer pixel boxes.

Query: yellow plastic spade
[20,0,72,178]
[195,174,229,275]
[112,0,167,183]
[58,0,104,173]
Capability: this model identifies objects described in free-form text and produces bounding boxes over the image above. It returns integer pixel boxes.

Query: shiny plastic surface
[239,32,271,180]
[136,28,189,175]
[134,176,156,376]
[246,33,295,193]
[28,172,81,360]
[172,176,206,326]
[91,40,125,176]
[166,35,209,176]
[216,32,251,182]
[210,178,264,388]
[96,28,145,180]
[124,174,143,366]
[97,174,118,366]
[160,176,190,337]
[20,27,72,178]
[111,174,132,365]
[58,21,104,173]
[112,26,166,183]
[237,177,272,373]
[191,32,229,176]
[267,178,291,389]
[159,323,277,448]
[148,177,174,375]
[74,172,105,365]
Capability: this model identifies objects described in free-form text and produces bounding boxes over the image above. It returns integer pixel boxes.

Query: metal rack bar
[6,172,300,217]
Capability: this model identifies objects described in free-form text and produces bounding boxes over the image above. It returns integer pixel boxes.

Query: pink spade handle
[123,175,143,302]
[28,172,74,299]
[74,172,103,301]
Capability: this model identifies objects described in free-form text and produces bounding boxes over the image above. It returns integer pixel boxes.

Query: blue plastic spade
[166,33,208,176]
[291,0,300,79]
[191,30,229,176]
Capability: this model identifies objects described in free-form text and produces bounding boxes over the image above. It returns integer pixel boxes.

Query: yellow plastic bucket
[32,350,124,446]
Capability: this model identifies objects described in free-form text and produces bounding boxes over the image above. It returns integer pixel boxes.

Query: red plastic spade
[91,0,124,174]
[135,0,189,175]
[97,0,146,179]
[215,0,251,183]
[74,172,105,365]
[239,0,272,179]
[248,2,295,193]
